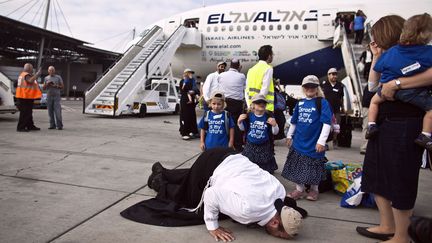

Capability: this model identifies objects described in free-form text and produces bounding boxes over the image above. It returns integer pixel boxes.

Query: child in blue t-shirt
[238,94,279,174]
[199,91,235,151]
[366,13,432,152]
[282,75,333,201]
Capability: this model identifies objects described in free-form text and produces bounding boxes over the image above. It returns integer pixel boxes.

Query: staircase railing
[83,25,161,113]
[113,25,185,116]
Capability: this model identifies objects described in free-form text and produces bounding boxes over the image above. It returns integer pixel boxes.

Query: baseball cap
[280,206,303,237]
[327,67,338,74]
[210,90,225,100]
[251,94,267,104]
[301,75,320,87]
[183,68,194,74]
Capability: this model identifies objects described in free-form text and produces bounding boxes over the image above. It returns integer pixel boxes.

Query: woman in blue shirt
[282,75,333,201]
[354,10,367,44]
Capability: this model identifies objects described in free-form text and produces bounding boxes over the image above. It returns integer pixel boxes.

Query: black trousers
[17,98,35,130]
[156,148,236,209]
[355,30,364,44]
[225,98,245,151]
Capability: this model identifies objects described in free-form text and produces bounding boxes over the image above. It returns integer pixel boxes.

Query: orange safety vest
[16,72,42,99]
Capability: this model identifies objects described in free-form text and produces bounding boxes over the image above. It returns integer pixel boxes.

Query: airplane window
[277,24,282,30]
[286,24,290,30]
[245,25,249,31]
[214,26,218,32]
[229,25,234,31]
[269,25,274,31]
[261,25,265,31]
[303,24,307,30]
[237,25,241,31]
[207,26,211,32]
[221,26,226,32]
[294,24,299,30]
[253,25,257,31]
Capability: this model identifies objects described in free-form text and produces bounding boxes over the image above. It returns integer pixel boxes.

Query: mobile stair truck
[0,70,17,114]
[83,25,200,117]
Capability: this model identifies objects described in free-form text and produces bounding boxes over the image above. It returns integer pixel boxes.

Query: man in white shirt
[202,62,226,110]
[144,148,304,242]
[219,59,246,150]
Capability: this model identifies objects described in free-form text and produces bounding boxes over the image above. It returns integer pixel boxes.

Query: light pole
[36,0,51,71]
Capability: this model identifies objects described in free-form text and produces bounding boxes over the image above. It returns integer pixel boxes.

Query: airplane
[143,0,431,84]
[84,0,431,119]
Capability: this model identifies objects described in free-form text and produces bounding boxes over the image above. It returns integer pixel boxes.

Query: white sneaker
[182,136,190,140]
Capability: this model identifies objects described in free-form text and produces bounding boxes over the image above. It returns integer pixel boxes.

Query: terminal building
[0,15,120,97]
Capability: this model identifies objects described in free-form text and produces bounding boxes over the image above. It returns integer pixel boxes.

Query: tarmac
[0,100,431,243]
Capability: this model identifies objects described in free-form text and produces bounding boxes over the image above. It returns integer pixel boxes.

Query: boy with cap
[199,91,235,151]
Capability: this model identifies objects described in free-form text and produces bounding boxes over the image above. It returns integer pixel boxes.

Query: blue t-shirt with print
[243,112,270,144]
[198,111,235,150]
[374,45,432,83]
[291,98,333,159]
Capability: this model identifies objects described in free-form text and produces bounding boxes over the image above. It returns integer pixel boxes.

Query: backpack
[203,110,231,137]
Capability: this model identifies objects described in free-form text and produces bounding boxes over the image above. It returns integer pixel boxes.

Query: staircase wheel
[138,104,147,118]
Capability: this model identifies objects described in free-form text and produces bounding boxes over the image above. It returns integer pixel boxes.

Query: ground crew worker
[16,63,42,132]
[246,45,275,112]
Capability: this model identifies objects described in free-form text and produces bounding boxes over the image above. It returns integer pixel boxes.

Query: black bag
[337,116,352,147]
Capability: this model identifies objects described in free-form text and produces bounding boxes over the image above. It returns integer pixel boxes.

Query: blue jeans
[47,95,63,128]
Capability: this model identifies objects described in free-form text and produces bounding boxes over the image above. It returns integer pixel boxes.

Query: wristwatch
[395,79,402,90]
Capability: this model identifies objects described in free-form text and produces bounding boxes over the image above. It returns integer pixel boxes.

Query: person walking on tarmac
[321,68,344,147]
[16,63,42,132]
[202,62,226,110]
[246,45,275,113]
[219,59,246,151]
[43,66,64,130]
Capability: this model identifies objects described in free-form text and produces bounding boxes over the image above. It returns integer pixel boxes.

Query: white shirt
[219,68,246,100]
[365,50,372,63]
[202,71,221,101]
[203,154,286,230]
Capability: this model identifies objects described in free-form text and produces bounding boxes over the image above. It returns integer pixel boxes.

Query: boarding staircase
[83,25,187,116]
[333,24,371,119]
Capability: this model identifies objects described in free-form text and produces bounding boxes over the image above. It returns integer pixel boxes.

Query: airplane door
[317,9,337,40]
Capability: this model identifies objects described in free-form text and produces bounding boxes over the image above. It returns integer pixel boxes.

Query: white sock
[422,132,432,137]
[311,185,319,192]
[368,122,376,126]
[296,184,305,192]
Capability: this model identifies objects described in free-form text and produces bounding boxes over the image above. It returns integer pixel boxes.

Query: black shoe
[48,127,56,129]
[356,227,394,241]
[414,134,432,152]
[17,128,29,132]
[151,162,164,175]
[57,127,63,130]
[28,126,41,131]
[365,124,379,139]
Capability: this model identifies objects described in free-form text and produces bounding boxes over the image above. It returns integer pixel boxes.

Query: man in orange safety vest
[16,63,42,132]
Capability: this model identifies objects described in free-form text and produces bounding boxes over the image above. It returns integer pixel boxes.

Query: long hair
[371,15,405,50]
[302,86,324,98]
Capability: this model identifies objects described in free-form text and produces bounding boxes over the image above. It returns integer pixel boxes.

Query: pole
[132,27,136,40]
[37,0,51,70]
